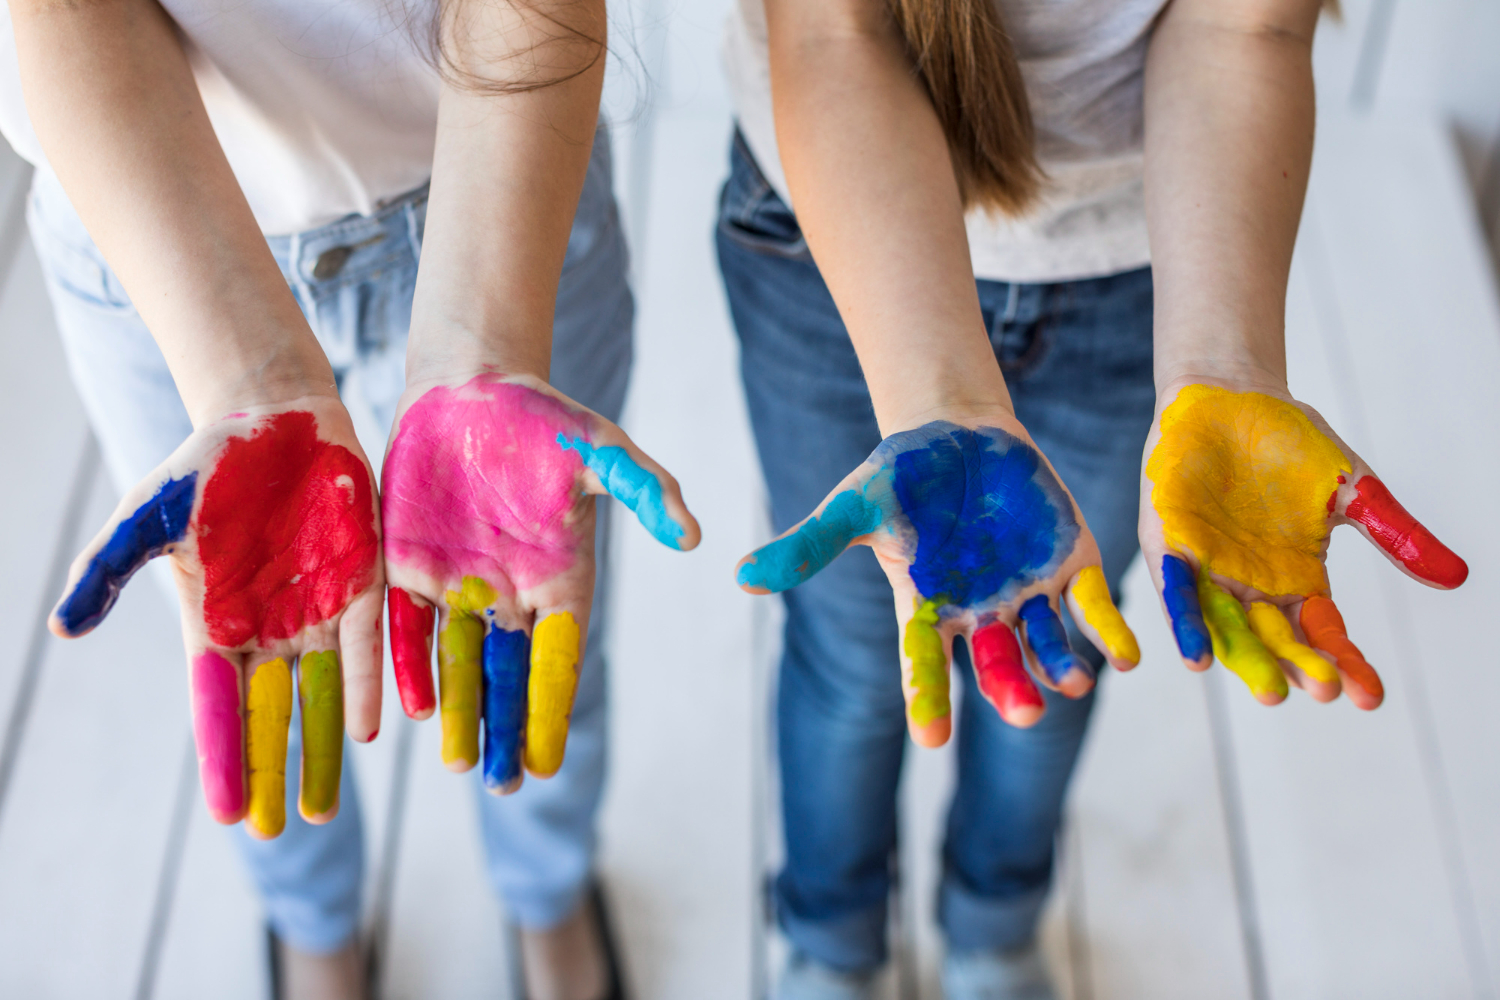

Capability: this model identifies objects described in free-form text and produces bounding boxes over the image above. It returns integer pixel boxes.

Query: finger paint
[1161,555,1211,662]
[887,425,1078,607]
[737,488,885,592]
[191,650,243,821]
[437,578,495,770]
[525,612,581,777]
[197,412,378,647]
[559,436,683,549]
[297,651,342,819]
[483,626,529,790]
[971,622,1044,721]
[1300,596,1384,701]
[1018,595,1092,685]
[389,587,436,717]
[1148,386,1348,597]
[1344,476,1468,589]
[1071,566,1140,665]
[383,377,591,596]
[246,657,292,838]
[1245,602,1338,685]
[56,474,196,636]
[1196,576,1287,701]
[902,598,950,726]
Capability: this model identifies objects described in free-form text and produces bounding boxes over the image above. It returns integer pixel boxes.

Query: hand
[735,417,1140,743]
[51,396,383,838]
[381,372,700,793]
[1141,381,1468,709]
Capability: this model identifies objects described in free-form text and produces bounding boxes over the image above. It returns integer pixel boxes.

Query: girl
[718,0,1466,997]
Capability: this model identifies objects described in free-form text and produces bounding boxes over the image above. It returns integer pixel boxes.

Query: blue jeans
[27,127,633,952]
[715,131,1156,971]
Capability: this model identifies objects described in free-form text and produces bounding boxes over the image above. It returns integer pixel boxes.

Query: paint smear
[1071,566,1139,665]
[297,650,342,819]
[191,650,243,822]
[437,577,496,771]
[389,587,437,717]
[56,473,196,636]
[559,436,682,549]
[197,411,378,647]
[1161,555,1211,662]
[246,657,293,838]
[1245,602,1338,685]
[1300,596,1383,701]
[1196,575,1286,701]
[383,377,590,597]
[738,487,884,593]
[1018,595,1090,685]
[1148,386,1349,597]
[902,598,951,726]
[483,626,530,790]
[971,622,1043,721]
[525,612,581,777]
[1345,476,1468,589]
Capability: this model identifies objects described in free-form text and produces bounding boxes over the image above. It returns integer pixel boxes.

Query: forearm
[765,0,1011,435]
[405,0,606,386]
[12,0,332,424]
[1143,0,1322,390]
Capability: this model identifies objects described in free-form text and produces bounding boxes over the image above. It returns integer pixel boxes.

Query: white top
[723,0,1169,283]
[0,0,441,236]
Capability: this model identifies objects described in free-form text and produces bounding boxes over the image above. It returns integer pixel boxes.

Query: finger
[1245,602,1340,702]
[736,480,885,594]
[971,622,1045,728]
[1196,576,1287,705]
[388,587,437,720]
[901,597,952,748]
[524,610,583,778]
[1300,596,1384,710]
[245,655,294,839]
[1342,475,1468,589]
[296,651,343,823]
[51,473,197,637]
[1017,595,1095,698]
[559,434,702,551]
[1065,565,1141,671]
[482,624,530,793]
[339,587,383,742]
[1159,554,1212,670]
[436,588,487,773]
[190,649,246,825]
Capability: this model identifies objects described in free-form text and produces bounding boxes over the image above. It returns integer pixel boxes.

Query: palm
[381,373,699,793]
[1142,384,1467,709]
[738,419,1140,743]
[51,398,382,838]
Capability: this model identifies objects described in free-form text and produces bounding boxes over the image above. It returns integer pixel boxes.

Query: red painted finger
[1299,596,1384,708]
[972,622,1045,728]
[389,587,437,719]
[1345,476,1468,589]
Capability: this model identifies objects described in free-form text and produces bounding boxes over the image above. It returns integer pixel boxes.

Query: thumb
[1338,473,1467,590]
[736,471,888,594]
[557,431,701,551]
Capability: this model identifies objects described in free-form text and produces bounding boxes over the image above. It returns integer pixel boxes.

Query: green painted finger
[1197,575,1288,702]
[902,597,951,726]
[298,651,343,819]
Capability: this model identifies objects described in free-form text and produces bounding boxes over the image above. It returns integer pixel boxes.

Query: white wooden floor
[1,6,1498,999]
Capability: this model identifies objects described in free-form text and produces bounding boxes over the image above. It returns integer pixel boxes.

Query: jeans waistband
[268,182,429,298]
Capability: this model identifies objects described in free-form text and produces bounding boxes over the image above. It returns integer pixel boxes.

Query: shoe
[941,943,1056,1000]
[504,880,627,1000]
[775,951,877,1000]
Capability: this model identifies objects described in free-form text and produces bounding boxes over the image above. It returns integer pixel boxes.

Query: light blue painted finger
[558,436,684,549]
[737,488,885,593]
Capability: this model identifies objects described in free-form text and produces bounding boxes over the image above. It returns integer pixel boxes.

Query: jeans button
[312,246,354,281]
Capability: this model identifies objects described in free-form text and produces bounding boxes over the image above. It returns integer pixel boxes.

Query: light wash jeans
[27,128,633,953]
[715,130,1157,971]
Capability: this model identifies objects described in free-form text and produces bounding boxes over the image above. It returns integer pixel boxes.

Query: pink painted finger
[1344,476,1468,589]
[389,587,437,720]
[191,650,245,824]
[972,623,1045,728]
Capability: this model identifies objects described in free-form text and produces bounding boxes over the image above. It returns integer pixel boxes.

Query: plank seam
[367,711,418,994]
[0,159,34,286]
[134,735,199,1000]
[1348,0,1397,111]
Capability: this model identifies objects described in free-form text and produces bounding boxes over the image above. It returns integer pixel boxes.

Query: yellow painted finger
[1071,566,1140,665]
[1197,575,1288,702]
[246,657,293,838]
[903,597,951,728]
[297,651,343,821]
[439,576,497,771]
[524,612,581,778]
[1245,602,1339,686]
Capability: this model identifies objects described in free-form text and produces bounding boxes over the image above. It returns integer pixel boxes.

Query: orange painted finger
[1299,596,1384,708]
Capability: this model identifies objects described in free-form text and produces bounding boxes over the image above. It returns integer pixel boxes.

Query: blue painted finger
[1161,555,1211,662]
[737,487,885,593]
[482,625,530,791]
[558,436,684,549]
[55,473,197,636]
[1018,595,1093,684]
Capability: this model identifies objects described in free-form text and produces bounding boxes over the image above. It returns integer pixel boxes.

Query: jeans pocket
[717,131,810,260]
[26,186,134,313]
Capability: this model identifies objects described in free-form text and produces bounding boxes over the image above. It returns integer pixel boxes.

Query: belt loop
[1002,281,1021,324]
[285,230,317,331]
[405,197,423,258]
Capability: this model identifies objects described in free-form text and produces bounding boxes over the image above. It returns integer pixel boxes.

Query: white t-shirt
[0,0,441,236]
[722,0,1169,283]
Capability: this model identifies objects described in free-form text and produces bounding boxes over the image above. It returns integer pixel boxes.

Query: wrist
[404,320,552,390]
[1154,360,1289,400]
[181,348,339,429]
